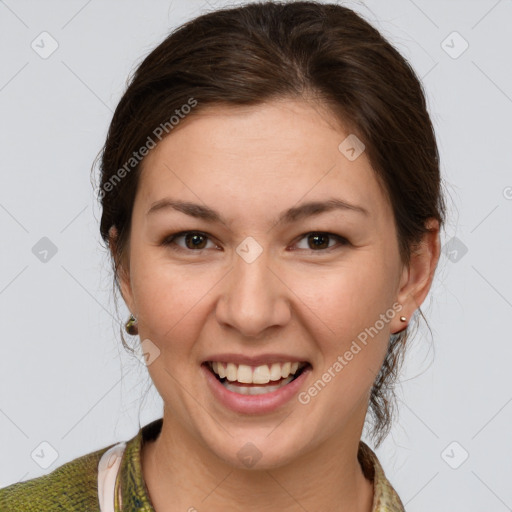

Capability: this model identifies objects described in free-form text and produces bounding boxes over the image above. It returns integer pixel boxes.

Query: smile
[202,360,312,411]
[211,360,306,382]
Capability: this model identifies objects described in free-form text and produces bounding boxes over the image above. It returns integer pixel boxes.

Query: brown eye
[294,232,349,252]
[183,232,208,250]
[162,231,216,251]
[162,230,348,254]
[308,233,329,250]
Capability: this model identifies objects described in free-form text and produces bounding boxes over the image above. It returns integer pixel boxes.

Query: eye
[161,231,218,252]
[161,230,349,253]
[293,232,349,252]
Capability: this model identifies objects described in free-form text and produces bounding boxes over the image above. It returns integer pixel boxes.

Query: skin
[109,98,440,512]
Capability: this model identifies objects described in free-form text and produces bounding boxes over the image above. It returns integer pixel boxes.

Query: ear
[390,218,441,334]
[108,225,136,315]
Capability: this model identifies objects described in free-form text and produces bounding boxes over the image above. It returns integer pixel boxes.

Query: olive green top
[0,418,405,511]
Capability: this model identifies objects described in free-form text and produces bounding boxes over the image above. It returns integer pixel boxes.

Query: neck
[141,410,374,512]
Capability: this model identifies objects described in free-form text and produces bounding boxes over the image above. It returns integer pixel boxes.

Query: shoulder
[358,440,405,512]
[0,443,114,512]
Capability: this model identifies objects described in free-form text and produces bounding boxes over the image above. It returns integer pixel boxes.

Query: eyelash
[160,230,350,254]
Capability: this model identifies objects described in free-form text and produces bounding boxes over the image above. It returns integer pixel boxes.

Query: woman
[1,1,445,510]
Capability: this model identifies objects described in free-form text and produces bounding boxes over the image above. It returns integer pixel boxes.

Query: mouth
[202,360,311,396]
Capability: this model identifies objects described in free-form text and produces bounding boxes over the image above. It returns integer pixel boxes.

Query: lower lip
[201,363,312,415]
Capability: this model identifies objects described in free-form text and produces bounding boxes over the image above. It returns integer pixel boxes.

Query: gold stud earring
[400,316,407,322]
[125,314,138,335]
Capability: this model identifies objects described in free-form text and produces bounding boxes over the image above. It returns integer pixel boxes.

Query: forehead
[135,99,391,223]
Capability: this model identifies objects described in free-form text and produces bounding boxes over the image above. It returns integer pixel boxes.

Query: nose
[215,244,291,339]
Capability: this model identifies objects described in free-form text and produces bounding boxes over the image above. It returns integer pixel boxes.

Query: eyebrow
[146,197,369,225]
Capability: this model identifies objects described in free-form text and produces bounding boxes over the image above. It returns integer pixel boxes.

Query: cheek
[130,237,397,365]
[297,269,393,418]
[130,254,218,353]
[130,265,213,406]
[287,256,397,390]
[292,257,396,336]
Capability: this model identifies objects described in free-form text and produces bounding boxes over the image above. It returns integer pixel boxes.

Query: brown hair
[96,1,446,447]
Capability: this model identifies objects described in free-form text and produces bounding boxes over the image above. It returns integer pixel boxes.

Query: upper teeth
[209,361,305,384]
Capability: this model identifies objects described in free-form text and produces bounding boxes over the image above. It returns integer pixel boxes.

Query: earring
[393,314,408,335]
[125,314,138,335]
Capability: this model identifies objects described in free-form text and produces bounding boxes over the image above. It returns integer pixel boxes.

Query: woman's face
[117,99,417,469]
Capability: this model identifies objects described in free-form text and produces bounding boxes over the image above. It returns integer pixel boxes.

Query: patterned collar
[115,418,405,511]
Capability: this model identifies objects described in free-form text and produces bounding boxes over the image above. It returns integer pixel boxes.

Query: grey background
[1,0,511,509]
